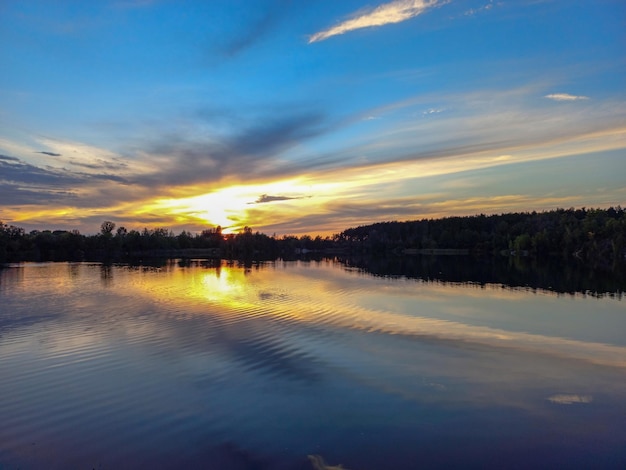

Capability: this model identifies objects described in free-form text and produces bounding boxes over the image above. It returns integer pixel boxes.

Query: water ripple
[1,261,625,469]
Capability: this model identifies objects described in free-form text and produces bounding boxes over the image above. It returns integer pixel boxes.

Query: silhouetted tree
[101,221,116,237]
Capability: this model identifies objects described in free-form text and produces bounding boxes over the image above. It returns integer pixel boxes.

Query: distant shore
[2,206,624,266]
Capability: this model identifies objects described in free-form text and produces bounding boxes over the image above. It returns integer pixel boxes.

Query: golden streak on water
[122,261,626,369]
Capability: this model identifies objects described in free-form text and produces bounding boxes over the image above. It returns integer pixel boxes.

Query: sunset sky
[1,0,624,235]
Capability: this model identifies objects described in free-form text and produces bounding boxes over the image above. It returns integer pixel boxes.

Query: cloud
[305,87,622,177]
[464,1,494,17]
[0,184,77,205]
[309,0,441,43]
[221,16,275,57]
[134,109,328,188]
[0,155,83,187]
[4,84,624,235]
[0,153,132,206]
[547,394,593,405]
[250,194,303,204]
[200,1,291,62]
[35,151,62,157]
[64,157,128,172]
[219,3,288,58]
[544,93,590,101]
[156,86,625,234]
[265,194,560,234]
[11,108,329,206]
[0,105,333,229]
[0,154,83,204]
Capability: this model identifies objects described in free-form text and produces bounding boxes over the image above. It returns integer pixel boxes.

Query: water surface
[1,260,625,469]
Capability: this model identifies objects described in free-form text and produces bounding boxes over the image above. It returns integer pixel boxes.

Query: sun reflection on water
[1,261,626,469]
[115,260,626,370]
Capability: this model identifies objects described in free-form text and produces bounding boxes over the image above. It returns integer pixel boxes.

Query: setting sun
[137,178,344,234]
[149,187,254,233]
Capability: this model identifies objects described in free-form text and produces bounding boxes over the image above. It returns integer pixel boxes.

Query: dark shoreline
[2,206,625,266]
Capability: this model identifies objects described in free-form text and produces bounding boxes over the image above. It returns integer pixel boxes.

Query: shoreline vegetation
[1,206,625,267]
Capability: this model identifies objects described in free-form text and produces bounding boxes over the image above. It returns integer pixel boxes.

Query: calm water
[1,260,625,469]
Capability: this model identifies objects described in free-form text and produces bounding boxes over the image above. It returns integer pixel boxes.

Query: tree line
[336,206,625,264]
[0,221,334,262]
[1,206,624,264]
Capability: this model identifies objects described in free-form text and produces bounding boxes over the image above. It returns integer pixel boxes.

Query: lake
[1,259,625,469]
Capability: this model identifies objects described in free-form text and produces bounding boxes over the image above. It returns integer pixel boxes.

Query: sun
[187,189,253,231]
[136,177,344,235]
[148,187,252,233]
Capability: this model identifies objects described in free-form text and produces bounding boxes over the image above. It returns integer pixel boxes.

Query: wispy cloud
[0,155,82,205]
[0,155,84,187]
[0,152,134,207]
[544,93,590,101]
[35,151,62,157]
[423,107,444,115]
[547,394,593,405]
[133,108,328,189]
[218,2,289,58]
[309,0,441,43]
[3,84,624,234]
[250,194,303,204]
[464,1,494,17]
[0,184,77,206]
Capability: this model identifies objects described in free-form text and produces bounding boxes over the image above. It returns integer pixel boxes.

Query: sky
[0,0,624,236]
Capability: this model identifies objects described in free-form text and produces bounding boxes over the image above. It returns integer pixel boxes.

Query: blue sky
[1,0,624,235]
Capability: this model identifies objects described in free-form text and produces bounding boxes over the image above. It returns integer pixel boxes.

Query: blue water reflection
[0,260,625,469]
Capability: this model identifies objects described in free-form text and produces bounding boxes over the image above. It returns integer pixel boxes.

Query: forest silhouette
[1,206,624,267]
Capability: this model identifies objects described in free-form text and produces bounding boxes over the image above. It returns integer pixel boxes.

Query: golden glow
[198,268,246,305]
[138,124,626,234]
[145,188,252,233]
[124,262,626,369]
[140,178,344,233]
[3,124,624,235]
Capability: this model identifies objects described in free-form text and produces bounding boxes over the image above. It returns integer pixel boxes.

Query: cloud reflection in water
[0,260,625,469]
